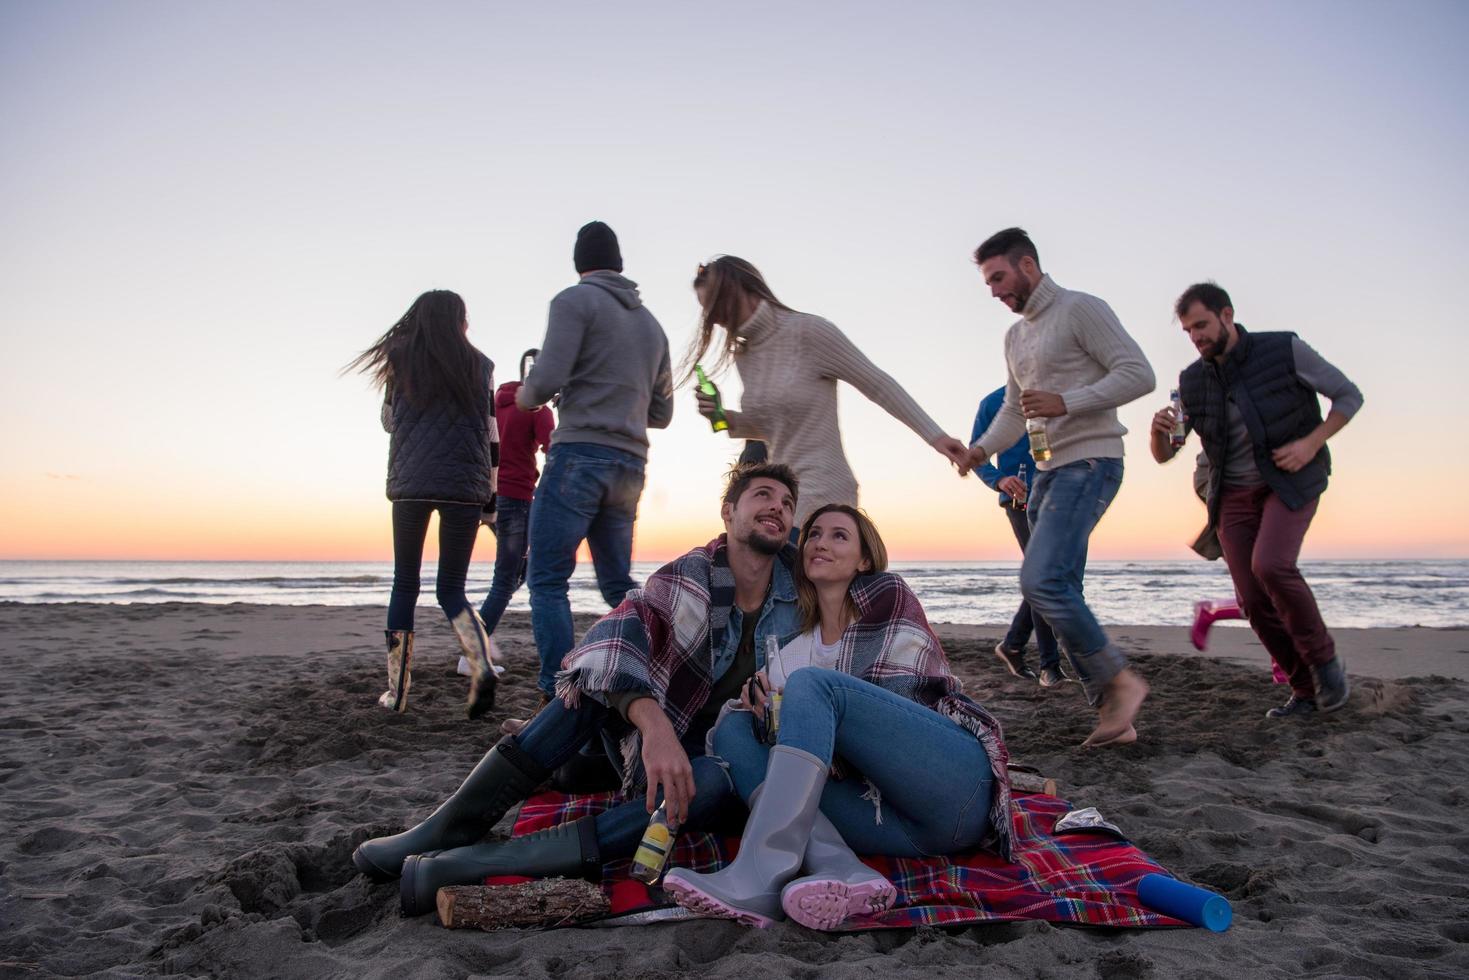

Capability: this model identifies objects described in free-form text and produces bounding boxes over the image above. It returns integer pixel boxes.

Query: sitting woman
[663,504,1013,931]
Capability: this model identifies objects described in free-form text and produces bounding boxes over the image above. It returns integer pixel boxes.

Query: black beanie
[573,221,623,273]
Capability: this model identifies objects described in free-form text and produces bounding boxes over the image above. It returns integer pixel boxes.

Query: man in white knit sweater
[962,228,1154,747]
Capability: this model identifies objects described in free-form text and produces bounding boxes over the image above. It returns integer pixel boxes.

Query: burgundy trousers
[1216,485,1334,698]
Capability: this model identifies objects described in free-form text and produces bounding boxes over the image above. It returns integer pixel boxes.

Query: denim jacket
[714,556,801,683]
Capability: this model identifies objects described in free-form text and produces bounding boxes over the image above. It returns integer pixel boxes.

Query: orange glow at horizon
[4,474,1466,562]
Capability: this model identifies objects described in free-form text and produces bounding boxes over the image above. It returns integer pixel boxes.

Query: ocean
[1,559,1464,629]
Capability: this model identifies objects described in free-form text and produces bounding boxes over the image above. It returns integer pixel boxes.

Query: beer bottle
[629,804,678,884]
[1169,388,1187,448]
[1014,461,1028,512]
[1026,417,1052,463]
[693,364,729,433]
[764,636,783,744]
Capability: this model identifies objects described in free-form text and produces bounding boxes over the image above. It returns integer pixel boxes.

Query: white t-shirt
[702,626,845,756]
[767,627,843,689]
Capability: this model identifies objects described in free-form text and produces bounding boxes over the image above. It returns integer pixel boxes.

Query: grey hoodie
[519,271,673,459]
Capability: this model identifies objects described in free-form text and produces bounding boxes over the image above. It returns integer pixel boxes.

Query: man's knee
[1019,566,1066,613]
[526,567,571,597]
[690,754,735,800]
[1251,555,1300,593]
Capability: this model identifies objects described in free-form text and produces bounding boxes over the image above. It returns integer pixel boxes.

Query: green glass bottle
[693,364,729,433]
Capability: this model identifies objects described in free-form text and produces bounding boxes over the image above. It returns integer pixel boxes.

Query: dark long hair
[345,290,485,416]
[793,503,889,634]
[681,256,793,383]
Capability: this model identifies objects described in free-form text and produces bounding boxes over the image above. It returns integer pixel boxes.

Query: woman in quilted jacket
[347,289,499,718]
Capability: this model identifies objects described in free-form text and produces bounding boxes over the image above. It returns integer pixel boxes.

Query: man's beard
[1205,331,1229,360]
[741,525,786,556]
[1011,274,1035,310]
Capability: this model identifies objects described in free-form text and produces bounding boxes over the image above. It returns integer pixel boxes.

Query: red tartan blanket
[503,790,1188,930]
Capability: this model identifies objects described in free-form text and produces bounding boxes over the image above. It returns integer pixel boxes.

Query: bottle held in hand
[1026,417,1052,463]
[629,804,679,884]
[693,364,729,433]
[764,636,783,744]
[1169,388,1187,448]
[1014,462,1028,512]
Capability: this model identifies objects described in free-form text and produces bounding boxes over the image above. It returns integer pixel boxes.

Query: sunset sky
[3,1,1467,563]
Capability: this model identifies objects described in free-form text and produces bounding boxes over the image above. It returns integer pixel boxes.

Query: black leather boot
[352,737,548,882]
[399,817,601,916]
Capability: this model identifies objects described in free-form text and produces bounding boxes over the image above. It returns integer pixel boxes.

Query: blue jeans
[386,500,484,632]
[515,698,737,858]
[527,443,646,696]
[479,496,531,635]
[711,668,993,858]
[1002,505,1059,671]
[1022,458,1127,705]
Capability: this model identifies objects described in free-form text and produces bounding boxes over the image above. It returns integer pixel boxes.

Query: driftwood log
[436,878,611,930]
[1007,771,1059,796]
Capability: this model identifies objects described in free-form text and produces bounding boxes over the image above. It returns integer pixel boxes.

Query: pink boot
[1191,599,1242,651]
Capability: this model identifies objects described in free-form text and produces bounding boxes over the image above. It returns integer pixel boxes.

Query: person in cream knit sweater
[689,256,969,527]
[963,228,1155,749]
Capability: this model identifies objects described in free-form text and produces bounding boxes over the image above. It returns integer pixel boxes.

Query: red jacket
[495,381,554,500]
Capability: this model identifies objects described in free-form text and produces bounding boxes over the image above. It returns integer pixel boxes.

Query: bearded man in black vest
[1151,282,1363,718]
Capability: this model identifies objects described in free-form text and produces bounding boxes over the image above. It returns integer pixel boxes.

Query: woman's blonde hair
[794,504,889,634]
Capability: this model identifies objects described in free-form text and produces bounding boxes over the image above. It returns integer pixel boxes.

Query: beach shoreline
[2,603,1466,978]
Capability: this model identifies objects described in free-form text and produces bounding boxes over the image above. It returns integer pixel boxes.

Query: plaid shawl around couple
[554,535,1014,860]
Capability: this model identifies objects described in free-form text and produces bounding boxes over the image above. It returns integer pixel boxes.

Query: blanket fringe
[861,780,884,825]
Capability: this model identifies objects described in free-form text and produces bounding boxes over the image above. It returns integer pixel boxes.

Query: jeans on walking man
[972,384,1062,686]
[518,221,675,699]
[1151,282,1361,718]
[962,228,1154,747]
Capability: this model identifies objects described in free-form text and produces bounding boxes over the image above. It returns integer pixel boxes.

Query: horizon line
[2,554,1465,563]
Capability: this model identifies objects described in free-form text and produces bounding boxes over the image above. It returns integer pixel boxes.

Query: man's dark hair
[974,227,1040,268]
[1174,282,1232,319]
[722,461,799,507]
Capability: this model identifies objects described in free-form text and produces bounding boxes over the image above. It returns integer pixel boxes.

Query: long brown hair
[345,289,486,417]
[794,504,890,634]
[680,255,794,383]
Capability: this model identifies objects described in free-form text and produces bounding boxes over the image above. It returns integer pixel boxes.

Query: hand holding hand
[958,444,987,477]
[1271,436,1320,473]
[1020,389,1067,418]
[931,434,970,470]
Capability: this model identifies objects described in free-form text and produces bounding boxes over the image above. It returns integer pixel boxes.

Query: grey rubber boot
[377,630,414,712]
[780,811,897,930]
[1310,656,1350,713]
[449,608,497,719]
[351,737,548,882]
[662,745,827,927]
[399,816,601,916]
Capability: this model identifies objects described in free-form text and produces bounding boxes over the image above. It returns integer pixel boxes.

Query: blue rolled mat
[1136,873,1232,932]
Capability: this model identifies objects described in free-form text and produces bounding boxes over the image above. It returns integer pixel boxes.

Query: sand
[1,601,1466,979]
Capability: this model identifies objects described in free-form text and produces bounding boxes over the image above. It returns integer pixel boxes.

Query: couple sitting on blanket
[352,462,1013,930]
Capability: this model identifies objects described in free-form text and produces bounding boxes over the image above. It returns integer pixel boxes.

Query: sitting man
[352,462,802,915]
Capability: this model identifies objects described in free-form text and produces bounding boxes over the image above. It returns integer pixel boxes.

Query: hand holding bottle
[693,364,729,432]
[998,475,1027,500]
[1020,389,1067,418]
